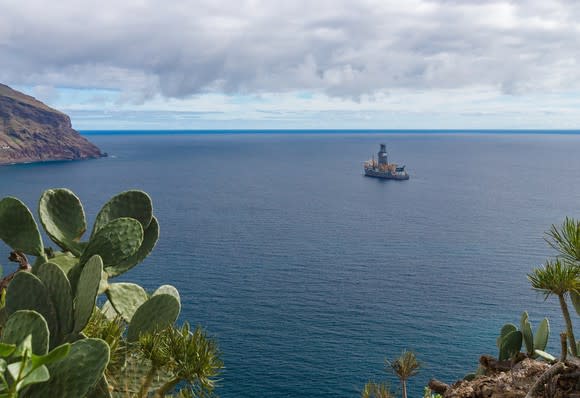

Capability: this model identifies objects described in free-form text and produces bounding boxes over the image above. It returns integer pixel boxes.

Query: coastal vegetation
[364,218,580,398]
[0,189,222,397]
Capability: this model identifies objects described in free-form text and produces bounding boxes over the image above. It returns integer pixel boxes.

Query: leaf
[0,197,43,256]
[38,189,86,255]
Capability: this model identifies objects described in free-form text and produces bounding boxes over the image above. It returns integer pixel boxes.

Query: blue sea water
[1,131,580,397]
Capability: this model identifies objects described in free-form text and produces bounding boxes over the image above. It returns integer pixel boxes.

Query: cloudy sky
[2,0,580,129]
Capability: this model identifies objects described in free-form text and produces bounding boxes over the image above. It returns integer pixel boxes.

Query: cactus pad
[0,197,44,256]
[126,294,180,342]
[49,252,79,274]
[152,284,180,303]
[27,338,110,398]
[105,216,159,277]
[534,318,550,352]
[38,188,87,255]
[106,283,148,322]
[92,190,153,237]
[5,271,58,341]
[34,262,74,344]
[74,255,103,334]
[1,310,49,355]
[80,218,143,268]
[499,330,522,360]
[496,323,517,348]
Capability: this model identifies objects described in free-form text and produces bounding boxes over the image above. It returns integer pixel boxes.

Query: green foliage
[362,381,395,398]
[0,197,44,258]
[0,189,222,396]
[0,334,70,397]
[423,386,443,398]
[496,312,550,360]
[38,188,86,256]
[127,294,181,343]
[545,217,580,263]
[26,338,109,398]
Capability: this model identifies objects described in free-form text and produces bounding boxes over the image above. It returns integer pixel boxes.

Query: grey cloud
[1,0,580,100]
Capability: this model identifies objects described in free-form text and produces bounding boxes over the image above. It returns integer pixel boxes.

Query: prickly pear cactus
[520,312,534,355]
[0,197,44,257]
[26,338,110,398]
[534,318,550,353]
[34,262,74,343]
[127,294,181,342]
[106,283,148,322]
[1,310,49,355]
[5,271,58,342]
[499,330,523,360]
[92,190,153,237]
[39,188,87,256]
[80,218,144,269]
[74,255,103,334]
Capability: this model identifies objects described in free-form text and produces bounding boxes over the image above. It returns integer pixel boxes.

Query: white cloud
[3,0,580,128]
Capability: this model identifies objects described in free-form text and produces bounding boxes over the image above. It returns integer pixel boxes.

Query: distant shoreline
[80,129,580,135]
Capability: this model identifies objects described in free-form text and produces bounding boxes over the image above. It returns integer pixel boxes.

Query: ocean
[1,131,579,397]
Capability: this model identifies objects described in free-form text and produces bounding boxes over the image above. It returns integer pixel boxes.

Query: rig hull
[364,168,410,180]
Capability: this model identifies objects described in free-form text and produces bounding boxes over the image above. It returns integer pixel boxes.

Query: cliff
[0,83,103,165]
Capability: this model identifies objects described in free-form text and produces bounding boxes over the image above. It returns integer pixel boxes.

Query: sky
[2,0,580,130]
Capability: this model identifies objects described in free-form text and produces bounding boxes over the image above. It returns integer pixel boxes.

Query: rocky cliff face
[0,83,103,165]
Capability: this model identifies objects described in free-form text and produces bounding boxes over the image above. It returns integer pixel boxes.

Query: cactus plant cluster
[496,311,549,361]
[0,189,222,397]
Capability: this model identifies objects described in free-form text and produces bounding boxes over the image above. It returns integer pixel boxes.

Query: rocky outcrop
[0,83,103,165]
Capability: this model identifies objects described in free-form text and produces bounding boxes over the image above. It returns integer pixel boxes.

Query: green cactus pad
[534,349,556,363]
[27,338,110,398]
[499,330,522,360]
[105,216,159,277]
[80,218,144,268]
[49,252,79,274]
[5,272,58,341]
[152,284,180,303]
[126,294,181,342]
[106,283,148,322]
[0,197,44,256]
[534,318,550,352]
[519,311,529,330]
[522,320,534,355]
[91,190,153,237]
[1,310,49,355]
[38,189,86,256]
[74,255,103,334]
[497,323,517,348]
[34,262,74,343]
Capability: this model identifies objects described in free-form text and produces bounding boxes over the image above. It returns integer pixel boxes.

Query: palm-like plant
[528,259,580,356]
[385,350,421,398]
[546,217,580,263]
[361,381,395,398]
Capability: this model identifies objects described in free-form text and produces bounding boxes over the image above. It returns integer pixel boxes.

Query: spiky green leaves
[0,197,43,256]
[127,294,181,342]
[546,217,580,262]
[39,189,86,256]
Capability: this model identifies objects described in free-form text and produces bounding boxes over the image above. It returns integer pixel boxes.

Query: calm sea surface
[1,132,579,397]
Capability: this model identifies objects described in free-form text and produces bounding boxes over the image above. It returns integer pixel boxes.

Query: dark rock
[0,83,103,165]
